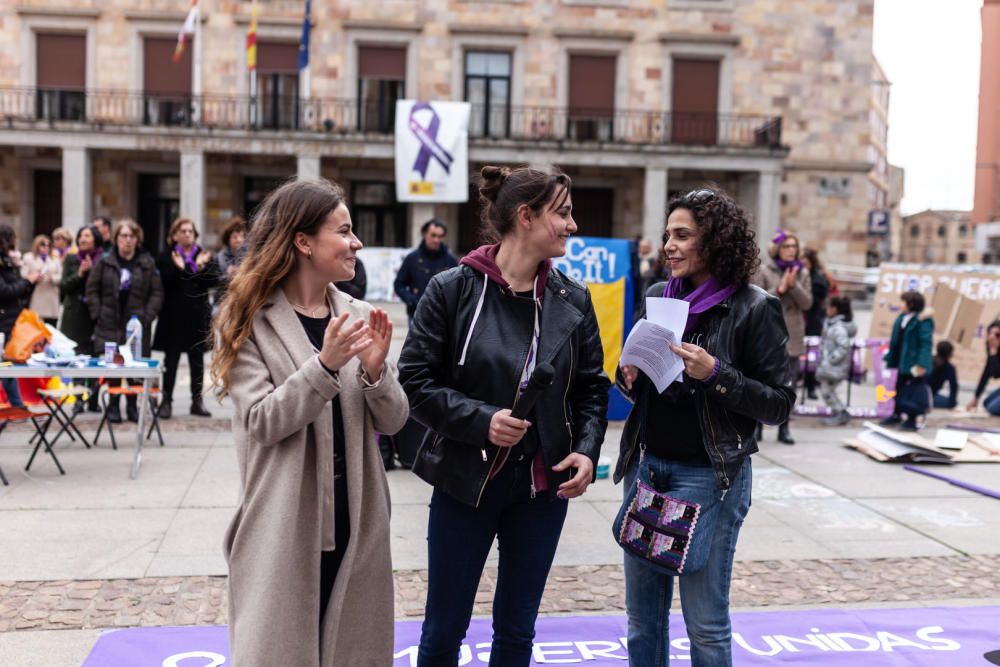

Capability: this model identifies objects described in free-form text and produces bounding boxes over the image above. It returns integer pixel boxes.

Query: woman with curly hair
[752,228,812,444]
[615,188,794,666]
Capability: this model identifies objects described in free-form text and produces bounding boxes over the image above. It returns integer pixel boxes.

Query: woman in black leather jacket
[398,165,609,667]
[615,188,794,667]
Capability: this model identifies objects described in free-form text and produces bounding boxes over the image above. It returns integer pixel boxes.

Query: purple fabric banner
[82,606,1000,666]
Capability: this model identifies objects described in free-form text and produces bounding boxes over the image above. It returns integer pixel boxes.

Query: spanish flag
[246,0,259,71]
[173,0,199,63]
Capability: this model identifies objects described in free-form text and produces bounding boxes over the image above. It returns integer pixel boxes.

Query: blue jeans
[2,378,23,408]
[983,387,1000,416]
[417,461,568,667]
[623,454,751,667]
[933,393,957,410]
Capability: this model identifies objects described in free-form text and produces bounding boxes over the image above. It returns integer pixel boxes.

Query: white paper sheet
[645,297,689,339]
[933,429,968,451]
[620,319,685,394]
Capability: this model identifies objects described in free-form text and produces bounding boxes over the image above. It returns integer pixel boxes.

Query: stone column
[756,170,781,256]
[642,167,668,245]
[180,151,206,238]
[296,155,321,181]
[62,147,92,230]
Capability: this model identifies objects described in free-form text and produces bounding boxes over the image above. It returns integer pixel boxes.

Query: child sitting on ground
[929,340,958,409]
[816,296,856,426]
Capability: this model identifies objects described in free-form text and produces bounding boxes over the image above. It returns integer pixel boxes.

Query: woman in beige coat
[752,228,811,444]
[211,179,409,666]
[21,234,63,325]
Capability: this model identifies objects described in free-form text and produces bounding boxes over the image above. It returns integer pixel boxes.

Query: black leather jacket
[398,265,610,507]
[614,282,795,490]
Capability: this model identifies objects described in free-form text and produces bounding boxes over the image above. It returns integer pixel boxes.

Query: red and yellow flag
[173,0,199,63]
[246,0,259,71]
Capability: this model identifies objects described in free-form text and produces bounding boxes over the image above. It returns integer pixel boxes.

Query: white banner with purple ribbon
[395,99,470,203]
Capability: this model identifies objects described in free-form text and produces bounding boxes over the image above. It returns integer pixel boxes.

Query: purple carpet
[82,605,1000,666]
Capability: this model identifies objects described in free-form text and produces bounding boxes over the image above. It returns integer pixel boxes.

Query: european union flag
[297,0,311,70]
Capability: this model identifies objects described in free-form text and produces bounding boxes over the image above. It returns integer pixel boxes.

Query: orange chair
[93,385,164,450]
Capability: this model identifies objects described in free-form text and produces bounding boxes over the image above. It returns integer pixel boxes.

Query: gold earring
[307,249,313,259]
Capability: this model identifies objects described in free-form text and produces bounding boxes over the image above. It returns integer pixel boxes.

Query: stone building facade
[0,0,883,267]
[899,210,975,265]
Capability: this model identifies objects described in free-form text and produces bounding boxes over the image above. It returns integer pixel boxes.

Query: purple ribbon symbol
[409,102,454,180]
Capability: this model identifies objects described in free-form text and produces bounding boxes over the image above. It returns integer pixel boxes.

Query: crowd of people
[0,213,255,421]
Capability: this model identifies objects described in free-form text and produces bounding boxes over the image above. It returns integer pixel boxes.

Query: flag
[297,0,311,70]
[173,0,199,63]
[246,0,259,71]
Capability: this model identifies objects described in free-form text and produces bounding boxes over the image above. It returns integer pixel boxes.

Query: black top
[296,312,348,482]
[975,353,1000,399]
[117,253,136,316]
[509,288,540,462]
[929,360,958,403]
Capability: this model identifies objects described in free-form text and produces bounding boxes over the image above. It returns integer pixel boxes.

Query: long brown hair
[211,178,346,397]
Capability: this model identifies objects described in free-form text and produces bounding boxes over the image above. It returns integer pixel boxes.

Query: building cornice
[553,28,635,40]
[123,10,208,23]
[341,19,423,32]
[785,159,873,173]
[659,32,740,46]
[15,6,100,19]
[449,23,529,36]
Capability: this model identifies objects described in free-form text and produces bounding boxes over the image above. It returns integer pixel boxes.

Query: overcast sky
[872,0,982,215]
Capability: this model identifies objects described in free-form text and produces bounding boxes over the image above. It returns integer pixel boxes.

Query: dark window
[33,170,62,236]
[957,252,967,263]
[937,225,946,238]
[137,174,180,253]
[671,58,720,145]
[243,176,287,221]
[909,225,919,238]
[358,46,406,133]
[36,33,86,121]
[465,52,511,138]
[351,182,407,247]
[255,42,300,130]
[570,186,614,237]
[143,37,193,126]
[959,224,968,237]
[568,54,615,141]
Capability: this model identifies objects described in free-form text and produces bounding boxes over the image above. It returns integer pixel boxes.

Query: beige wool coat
[223,285,409,667]
[752,261,813,357]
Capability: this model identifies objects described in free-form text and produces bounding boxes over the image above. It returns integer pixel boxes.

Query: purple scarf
[78,247,102,267]
[773,257,804,272]
[662,276,739,335]
[175,243,200,273]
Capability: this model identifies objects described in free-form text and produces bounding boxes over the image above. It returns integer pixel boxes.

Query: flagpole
[193,0,202,124]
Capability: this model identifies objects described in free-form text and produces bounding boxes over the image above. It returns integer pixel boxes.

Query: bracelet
[701,357,721,385]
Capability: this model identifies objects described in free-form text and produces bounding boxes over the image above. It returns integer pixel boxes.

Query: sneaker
[899,420,919,432]
[878,415,901,427]
[836,410,851,426]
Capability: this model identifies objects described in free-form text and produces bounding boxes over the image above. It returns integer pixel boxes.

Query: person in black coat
[152,218,218,419]
[0,224,40,407]
[398,166,609,666]
[929,340,958,409]
[393,219,457,323]
[335,255,367,300]
[802,247,830,400]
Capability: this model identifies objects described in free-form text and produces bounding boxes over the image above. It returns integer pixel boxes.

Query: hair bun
[479,165,511,203]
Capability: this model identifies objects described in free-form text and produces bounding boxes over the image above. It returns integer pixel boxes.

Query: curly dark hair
[665,188,760,286]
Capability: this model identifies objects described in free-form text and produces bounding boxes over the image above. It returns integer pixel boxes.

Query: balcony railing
[0,87,782,149]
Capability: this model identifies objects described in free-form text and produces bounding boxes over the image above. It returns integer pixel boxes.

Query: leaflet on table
[620,320,685,394]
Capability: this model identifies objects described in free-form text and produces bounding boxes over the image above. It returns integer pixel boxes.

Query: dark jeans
[162,348,204,402]
[2,378,23,408]
[417,460,568,667]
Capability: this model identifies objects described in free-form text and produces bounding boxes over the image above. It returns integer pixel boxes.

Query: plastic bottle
[126,315,143,361]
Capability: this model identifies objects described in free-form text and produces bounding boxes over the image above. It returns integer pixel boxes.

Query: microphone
[511,363,555,420]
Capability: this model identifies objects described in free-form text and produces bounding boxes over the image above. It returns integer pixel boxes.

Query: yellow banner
[587,278,625,379]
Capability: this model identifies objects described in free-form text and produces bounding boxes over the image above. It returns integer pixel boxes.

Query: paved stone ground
[3,554,997,632]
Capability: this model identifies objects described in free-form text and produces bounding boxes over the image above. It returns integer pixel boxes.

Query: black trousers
[319,473,350,627]
[162,348,204,403]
